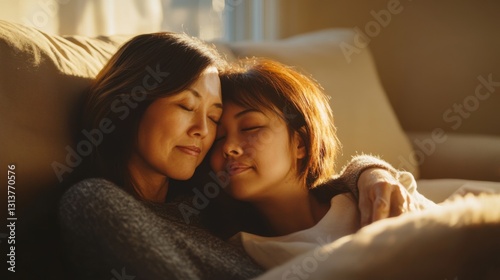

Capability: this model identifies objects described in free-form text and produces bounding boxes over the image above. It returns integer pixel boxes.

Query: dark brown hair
[81,32,226,192]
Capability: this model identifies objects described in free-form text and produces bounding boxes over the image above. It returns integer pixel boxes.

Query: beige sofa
[1,20,499,278]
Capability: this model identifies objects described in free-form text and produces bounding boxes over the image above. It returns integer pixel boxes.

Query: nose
[189,113,209,138]
[222,136,243,159]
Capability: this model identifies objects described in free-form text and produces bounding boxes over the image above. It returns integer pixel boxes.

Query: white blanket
[255,193,500,280]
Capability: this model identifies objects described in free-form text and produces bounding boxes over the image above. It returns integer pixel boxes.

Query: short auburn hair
[219,58,340,189]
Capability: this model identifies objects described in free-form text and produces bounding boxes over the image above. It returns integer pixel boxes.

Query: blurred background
[1,0,499,179]
[1,0,499,133]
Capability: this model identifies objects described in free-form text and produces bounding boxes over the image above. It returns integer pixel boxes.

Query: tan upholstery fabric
[228,29,418,177]
[408,132,500,182]
[417,178,500,203]
[0,20,129,220]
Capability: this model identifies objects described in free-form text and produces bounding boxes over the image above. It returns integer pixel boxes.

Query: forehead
[222,102,267,118]
[190,66,221,99]
[220,103,290,132]
[223,90,281,115]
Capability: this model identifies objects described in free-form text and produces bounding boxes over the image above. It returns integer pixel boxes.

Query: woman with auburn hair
[59,33,422,279]
[210,58,435,269]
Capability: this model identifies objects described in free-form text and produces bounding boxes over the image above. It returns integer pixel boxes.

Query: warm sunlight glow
[212,0,225,12]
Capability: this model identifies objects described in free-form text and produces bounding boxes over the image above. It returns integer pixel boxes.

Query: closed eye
[179,104,194,111]
[242,126,263,132]
[209,115,221,125]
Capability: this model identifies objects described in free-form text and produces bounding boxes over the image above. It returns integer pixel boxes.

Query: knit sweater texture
[58,155,397,279]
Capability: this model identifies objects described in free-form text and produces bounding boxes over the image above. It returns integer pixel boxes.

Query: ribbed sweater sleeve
[331,154,400,200]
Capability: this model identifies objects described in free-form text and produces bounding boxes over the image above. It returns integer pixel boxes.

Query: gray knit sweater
[58,155,397,280]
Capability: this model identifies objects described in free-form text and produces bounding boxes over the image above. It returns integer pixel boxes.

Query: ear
[293,131,306,160]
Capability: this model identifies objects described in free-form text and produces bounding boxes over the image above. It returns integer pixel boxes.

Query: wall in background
[275,0,500,136]
[1,0,498,136]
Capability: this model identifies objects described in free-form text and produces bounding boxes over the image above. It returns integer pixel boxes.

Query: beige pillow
[0,20,128,220]
[228,29,418,177]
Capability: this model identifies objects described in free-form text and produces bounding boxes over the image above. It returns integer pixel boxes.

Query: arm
[332,154,435,226]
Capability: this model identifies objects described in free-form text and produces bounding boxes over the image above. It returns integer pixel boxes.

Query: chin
[169,170,196,181]
[225,184,253,202]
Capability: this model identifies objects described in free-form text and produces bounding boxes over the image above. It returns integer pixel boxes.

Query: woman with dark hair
[59,32,267,280]
[81,32,226,199]
[59,33,420,280]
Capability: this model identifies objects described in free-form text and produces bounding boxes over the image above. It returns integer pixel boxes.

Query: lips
[177,145,201,156]
[226,161,252,176]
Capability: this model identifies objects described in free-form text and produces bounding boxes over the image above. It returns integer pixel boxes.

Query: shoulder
[59,178,139,220]
[62,177,129,201]
[329,193,358,211]
[70,177,121,191]
[302,193,360,246]
[326,193,360,230]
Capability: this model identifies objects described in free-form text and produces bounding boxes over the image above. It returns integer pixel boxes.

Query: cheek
[206,125,218,145]
[203,125,217,149]
[264,136,293,166]
[253,129,275,147]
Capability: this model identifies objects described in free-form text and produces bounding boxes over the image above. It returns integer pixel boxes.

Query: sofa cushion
[0,19,131,279]
[417,178,500,203]
[408,131,500,182]
[0,19,128,226]
[227,29,419,177]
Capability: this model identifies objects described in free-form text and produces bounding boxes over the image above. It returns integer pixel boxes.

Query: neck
[252,181,329,236]
[127,154,169,203]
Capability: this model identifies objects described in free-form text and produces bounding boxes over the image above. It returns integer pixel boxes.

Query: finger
[389,184,406,217]
[358,188,373,227]
[405,191,417,212]
[372,183,392,222]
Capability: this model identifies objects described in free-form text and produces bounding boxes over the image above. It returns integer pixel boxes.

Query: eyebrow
[187,89,201,98]
[235,108,262,118]
[187,88,223,109]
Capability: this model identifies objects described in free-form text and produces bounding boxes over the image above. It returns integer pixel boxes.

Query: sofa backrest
[0,20,129,222]
[0,20,130,277]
